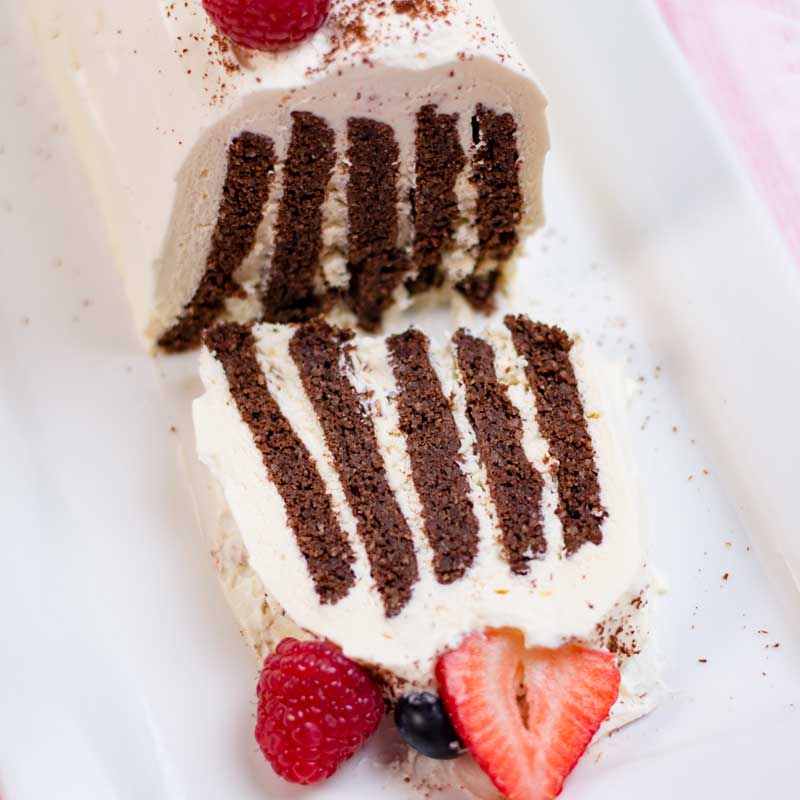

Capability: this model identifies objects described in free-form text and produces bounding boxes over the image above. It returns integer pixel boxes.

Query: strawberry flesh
[436,630,620,800]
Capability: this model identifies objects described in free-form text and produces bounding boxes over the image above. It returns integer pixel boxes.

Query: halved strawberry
[436,629,620,800]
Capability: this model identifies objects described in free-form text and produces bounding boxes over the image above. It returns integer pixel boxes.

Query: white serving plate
[1,1,799,798]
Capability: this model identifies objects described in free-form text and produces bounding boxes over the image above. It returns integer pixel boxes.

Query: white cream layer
[194,322,649,684]
[29,0,548,346]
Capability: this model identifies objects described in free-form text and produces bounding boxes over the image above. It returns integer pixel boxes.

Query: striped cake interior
[204,315,608,617]
[160,104,523,351]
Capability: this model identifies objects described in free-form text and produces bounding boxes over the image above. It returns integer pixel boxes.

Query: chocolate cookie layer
[407,105,467,293]
[346,118,410,330]
[204,322,355,603]
[458,105,522,309]
[160,133,275,352]
[505,316,607,554]
[453,329,546,572]
[387,328,479,583]
[290,318,419,616]
[262,112,337,323]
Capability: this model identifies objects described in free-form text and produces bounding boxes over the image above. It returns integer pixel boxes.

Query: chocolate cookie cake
[32,1,659,796]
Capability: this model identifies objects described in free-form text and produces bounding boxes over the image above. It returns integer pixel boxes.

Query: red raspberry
[202,0,331,52]
[255,638,385,785]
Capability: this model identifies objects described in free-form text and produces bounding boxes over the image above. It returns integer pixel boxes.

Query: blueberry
[394,692,464,760]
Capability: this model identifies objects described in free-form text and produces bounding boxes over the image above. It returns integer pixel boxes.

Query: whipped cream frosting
[30,0,548,344]
[194,321,649,684]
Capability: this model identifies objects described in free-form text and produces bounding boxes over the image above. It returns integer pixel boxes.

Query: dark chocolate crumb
[159,133,275,351]
[387,328,479,583]
[454,329,545,572]
[262,112,337,323]
[290,318,419,616]
[204,323,356,603]
[406,105,466,293]
[458,104,522,308]
[506,316,607,554]
[345,118,410,329]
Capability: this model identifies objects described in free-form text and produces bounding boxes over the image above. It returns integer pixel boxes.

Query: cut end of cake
[193,314,648,685]
[144,34,549,353]
[157,91,543,351]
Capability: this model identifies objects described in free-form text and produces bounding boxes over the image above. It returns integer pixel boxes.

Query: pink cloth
[658,0,800,265]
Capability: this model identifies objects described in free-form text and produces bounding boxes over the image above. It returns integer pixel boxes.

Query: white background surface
[2,1,800,798]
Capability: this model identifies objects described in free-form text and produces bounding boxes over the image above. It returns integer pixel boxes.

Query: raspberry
[255,638,385,784]
[202,0,331,52]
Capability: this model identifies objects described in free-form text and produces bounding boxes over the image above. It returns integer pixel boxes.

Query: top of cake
[161,0,531,105]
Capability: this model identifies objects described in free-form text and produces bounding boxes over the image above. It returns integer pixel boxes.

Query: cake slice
[31,0,549,350]
[193,314,658,798]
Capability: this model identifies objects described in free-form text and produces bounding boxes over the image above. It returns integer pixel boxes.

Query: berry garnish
[202,0,331,52]
[437,630,620,800]
[255,638,385,785]
[394,692,464,760]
